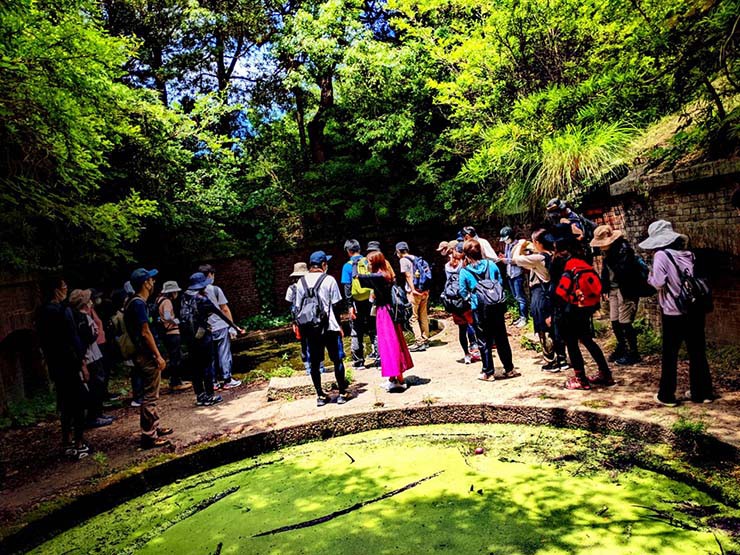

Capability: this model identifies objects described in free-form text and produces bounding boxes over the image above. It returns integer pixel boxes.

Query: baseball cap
[130,268,158,291]
[395,241,409,252]
[309,251,332,266]
[499,226,513,240]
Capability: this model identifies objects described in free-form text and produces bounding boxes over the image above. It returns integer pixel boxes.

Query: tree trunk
[293,87,309,165]
[151,46,169,106]
[307,72,334,164]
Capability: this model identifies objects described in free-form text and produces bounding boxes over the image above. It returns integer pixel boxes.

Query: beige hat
[590,225,623,248]
[161,281,181,294]
[290,262,308,277]
[436,241,450,252]
[69,288,91,309]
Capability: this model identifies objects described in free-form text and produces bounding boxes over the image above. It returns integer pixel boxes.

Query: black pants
[306,330,346,396]
[163,333,184,386]
[560,307,609,379]
[54,375,86,444]
[473,307,513,376]
[189,335,215,397]
[86,359,106,420]
[659,313,713,402]
[350,300,375,366]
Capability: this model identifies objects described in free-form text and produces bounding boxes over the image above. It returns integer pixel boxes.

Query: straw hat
[590,225,623,248]
[638,220,688,250]
[290,262,308,277]
[69,289,91,309]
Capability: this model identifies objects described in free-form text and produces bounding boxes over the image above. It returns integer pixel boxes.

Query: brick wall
[585,167,740,344]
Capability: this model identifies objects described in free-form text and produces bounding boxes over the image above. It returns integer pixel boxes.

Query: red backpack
[555,257,602,309]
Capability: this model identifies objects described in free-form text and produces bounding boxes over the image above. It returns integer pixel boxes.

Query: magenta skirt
[376,305,414,378]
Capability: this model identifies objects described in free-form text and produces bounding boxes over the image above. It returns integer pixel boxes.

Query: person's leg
[658,315,683,403]
[617,294,640,364]
[608,290,626,361]
[325,331,347,393]
[473,312,494,377]
[86,360,105,420]
[130,363,143,403]
[164,334,182,386]
[512,276,528,320]
[137,354,161,444]
[562,313,588,383]
[685,312,714,401]
[55,378,72,446]
[578,316,612,381]
[300,336,311,374]
[458,324,469,355]
[72,381,87,446]
[491,307,514,373]
[350,301,368,367]
[213,328,234,383]
[418,292,430,345]
[306,331,326,397]
[409,292,423,347]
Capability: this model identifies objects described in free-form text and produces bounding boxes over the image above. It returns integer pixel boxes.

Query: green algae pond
[31,424,740,554]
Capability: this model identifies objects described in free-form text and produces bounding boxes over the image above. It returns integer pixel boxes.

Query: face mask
[504,237,512,244]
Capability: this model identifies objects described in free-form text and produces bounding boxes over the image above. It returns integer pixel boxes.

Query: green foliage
[634,317,663,356]
[239,313,293,332]
[0,391,57,430]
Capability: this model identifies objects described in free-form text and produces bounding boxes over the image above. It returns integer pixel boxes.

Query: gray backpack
[473,263,506,322]
[294,274,329,332]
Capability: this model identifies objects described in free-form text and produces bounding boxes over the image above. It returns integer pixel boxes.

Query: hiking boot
[541,360,562,373]
[141,436,171,449]
[654,393,678,407]
[157,427,174,437]
[615,353,641,366]
[588,373,616,387]
[222,378,241,390]
[196,393,209,406]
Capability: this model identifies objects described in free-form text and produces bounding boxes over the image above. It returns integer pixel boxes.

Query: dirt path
[1,317,739,537]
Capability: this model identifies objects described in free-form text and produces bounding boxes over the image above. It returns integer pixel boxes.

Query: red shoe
[565,377,591,390]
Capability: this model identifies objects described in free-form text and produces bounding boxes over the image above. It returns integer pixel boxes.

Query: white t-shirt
[476,237,500,262]
[205,284,229,331]
[399,255,415,292]
[293,272,342,332]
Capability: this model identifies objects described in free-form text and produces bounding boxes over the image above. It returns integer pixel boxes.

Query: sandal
[564,377,591,390]
[478,373,495,382]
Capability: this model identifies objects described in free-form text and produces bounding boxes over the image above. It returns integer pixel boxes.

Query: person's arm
[512,252,543,270]
[647,251,669,290]
[491,261,503,284]
[215,287,243,334]
[160,299,178,325]
[481,240,500,263]
[458,270,472,301]
[400,257,418,294]
[141,322,165,369]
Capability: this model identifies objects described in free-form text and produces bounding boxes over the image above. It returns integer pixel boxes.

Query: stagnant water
[32,424,739,554]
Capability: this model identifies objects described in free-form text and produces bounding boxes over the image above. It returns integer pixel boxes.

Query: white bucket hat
[638,220,688,250]
[290,262,308,277]
[161,280,181,294]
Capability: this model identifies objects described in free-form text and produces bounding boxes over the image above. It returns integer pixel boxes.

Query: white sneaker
[222,378,242,389]
[380,380,394,391]
[516,318,528,328]
[130,399,142,408]
[464,355,472,364]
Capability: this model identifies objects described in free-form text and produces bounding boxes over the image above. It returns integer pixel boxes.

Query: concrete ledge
[3,403,738,554]
[267,372,344,401]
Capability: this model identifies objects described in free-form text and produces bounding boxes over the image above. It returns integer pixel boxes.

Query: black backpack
[295,274,329,332]
[441,273,469,314]
[472,263,506,322]
[389,284,413,325]
[663,251,712,315]
[179,293,205,342]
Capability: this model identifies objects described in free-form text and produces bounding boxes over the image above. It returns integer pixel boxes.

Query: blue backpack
[412,256,432,292]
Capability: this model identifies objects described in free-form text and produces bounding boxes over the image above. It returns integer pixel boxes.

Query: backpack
[411,256,433,292]
[471,262,506,322]
[576,213,597,245]
[350,257,373,301]
[389,284,413,325]
[117,298,139,359]
[556,259,602,310]
[663,251,713,315]
[294,274,329,333]
[634,254,656,298]
[441,273,470,314]
[179,293,207,342]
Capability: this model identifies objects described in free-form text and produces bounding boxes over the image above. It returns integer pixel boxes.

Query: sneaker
[556,358,571,370]
[684,390,714,404]
[141,436,171,449]
[63,444,77,457]
[336,392,352,405]
[170,381,193,392]
[564,377,591,390]
[212,381,223,391]
[390,379,407,391]
[204,394,223,406]
[655,393,679,407]
[541,360,562,373]
[608,348,626,363]
[106,393,121,402]
[464,355,472,364]
[157,427,174,437]
[615,353,641,366]
[470,353,482,363]
[222,378,241,390]
[316,395,329,407]
[380,380,395,391]
[516,317,528,329]
[588,373,616,387]
[130,399,142,408]
[75,443,90,460]
[409,343,428,352]
[196,393,208,406]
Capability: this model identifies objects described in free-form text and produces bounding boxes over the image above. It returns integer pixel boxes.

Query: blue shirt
[341,254,363,285]
[459,260,503,310]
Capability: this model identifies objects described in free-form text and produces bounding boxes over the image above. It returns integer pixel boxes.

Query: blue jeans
[509,275,528,319]
[211,328,233,382]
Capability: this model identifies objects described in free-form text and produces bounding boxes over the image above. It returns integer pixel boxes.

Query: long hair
[367,251,395,283]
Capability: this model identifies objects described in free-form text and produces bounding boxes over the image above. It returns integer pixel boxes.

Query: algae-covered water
[33,424,739,554]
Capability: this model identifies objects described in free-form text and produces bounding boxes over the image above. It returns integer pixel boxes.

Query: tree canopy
[1,0,737,276]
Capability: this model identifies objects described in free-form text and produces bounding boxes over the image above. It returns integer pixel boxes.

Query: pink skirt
[376,305,414,378]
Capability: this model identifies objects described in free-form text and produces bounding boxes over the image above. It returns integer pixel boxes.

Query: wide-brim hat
[590,225,623,248]
[188,272,213,291]
[161,280,181,294]
[290,262,308,277]
[69,288,91,309]
[638,220,688,250]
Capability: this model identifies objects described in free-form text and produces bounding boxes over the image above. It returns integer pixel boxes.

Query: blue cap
[188,272,213,291]
[309,251,332,266]
[130,268,158,291]
[395,241,409,252]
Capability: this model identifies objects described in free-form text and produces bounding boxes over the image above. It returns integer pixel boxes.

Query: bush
[633,317,662,355]
[239,313,293,332]
[0,391,57,429]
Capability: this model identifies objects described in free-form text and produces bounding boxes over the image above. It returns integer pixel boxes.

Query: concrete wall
[585,160,740,344]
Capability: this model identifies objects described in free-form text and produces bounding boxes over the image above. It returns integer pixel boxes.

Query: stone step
[267,370,344,401]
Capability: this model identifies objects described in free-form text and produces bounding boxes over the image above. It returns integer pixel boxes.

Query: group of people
[37,264,246,458]
[38,198,719,458]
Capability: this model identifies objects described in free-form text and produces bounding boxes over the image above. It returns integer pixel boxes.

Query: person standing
[341,239,375,370]
[500,226,529,328]
[197,264,242,390]
[461,226,500,261]
[37,278,90,459]
[157,281,192,392]
[639,220,714,406]
[590,225,647,366]
[124,268,173,449]
[396,241,431,352]
[365,241,383,365]
[293,251,350,406]
[358,251,414,391]
[459,239,516,382]
[441,241,479,364]
[286,262,326,375]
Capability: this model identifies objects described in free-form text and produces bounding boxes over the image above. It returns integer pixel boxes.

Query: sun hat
[290,262,308,277]
[366,241,381,252]
[590,225,623,248]
[130,268,158,290]
[69,289,91,309]
[638,220,688,250]
[187,272,213,291]
[161,281,181,294]
[309,251,332,266]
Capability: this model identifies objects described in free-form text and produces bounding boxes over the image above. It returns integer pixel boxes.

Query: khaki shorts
[608,289,638,324]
